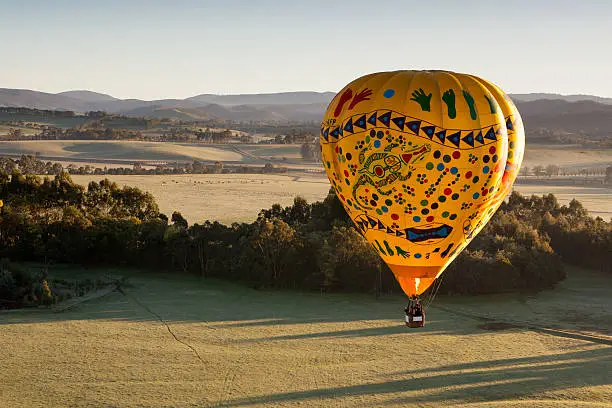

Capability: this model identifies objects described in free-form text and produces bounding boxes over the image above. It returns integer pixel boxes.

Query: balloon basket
[405,314,425,328]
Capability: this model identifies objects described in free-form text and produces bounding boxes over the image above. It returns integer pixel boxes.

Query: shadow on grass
[228,320,465,344]
[213,347,612,407]
[0,267,489,344]
[0,269,407,325]
[2,267,607,345]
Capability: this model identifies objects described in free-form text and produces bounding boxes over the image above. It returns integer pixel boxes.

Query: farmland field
[1,140,610,222]
[70,174,331,224]
[1,265,610,407]
[0,125,39,137]
[1,141,612,168]
[69,174,612,224]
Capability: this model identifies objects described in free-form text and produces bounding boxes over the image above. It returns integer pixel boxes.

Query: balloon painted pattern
[321,71,525,296]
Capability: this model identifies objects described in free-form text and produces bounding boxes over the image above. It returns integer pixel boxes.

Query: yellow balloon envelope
[320,70,525,296]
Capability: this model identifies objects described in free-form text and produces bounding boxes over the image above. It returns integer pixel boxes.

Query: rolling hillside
[2,89,612,138]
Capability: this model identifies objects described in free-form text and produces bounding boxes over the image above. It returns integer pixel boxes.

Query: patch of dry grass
[0,125,39,136]
[523,146,612,169]
[70,174,331,224]
[0,266,610,407]
[69,173,612,223]
[0,141,243,162]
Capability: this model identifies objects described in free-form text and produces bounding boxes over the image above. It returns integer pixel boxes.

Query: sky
[1,0,611,100]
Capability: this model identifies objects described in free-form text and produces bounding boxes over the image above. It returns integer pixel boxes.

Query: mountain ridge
[1,88,612,124]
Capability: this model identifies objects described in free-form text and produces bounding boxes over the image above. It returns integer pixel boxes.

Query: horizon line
[2,86,612,101]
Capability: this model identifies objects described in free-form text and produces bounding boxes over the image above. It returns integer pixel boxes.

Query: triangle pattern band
[462,131,475,147]
[343,118,354,134]
[320,111,514,148]
[354,115,367,130]
[392,116,406,131]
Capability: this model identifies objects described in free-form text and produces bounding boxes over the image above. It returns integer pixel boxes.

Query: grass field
[0,125,39,137]
[69,174,612,224]
[1,141,611,169]
[0,141,244,163]
[1,265,610,407]
[523,145,612,169]
[70,174,331,224]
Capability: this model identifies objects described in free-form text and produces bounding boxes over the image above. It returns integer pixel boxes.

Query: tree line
[0,155,290,177]
[0,169,610,309]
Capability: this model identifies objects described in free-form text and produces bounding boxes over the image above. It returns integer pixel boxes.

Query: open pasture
[523,145,612,169]
[69,173,612,223]
[1,141,611,169]
[0,265,610,407]
[70,174,330,224]
[0,140,244,163]
[0,124,39,137]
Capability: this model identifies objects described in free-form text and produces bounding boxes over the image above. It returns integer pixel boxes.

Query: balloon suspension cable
[424,274,444,310]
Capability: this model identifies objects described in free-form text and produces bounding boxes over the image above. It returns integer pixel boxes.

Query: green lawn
[1,265,610,407]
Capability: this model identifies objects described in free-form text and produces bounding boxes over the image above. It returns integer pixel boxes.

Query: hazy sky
[1,0,611,99]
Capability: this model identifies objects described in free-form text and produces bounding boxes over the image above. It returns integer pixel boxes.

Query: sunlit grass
[0,267,610,407]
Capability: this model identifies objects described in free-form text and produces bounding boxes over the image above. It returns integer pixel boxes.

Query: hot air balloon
[320,70,525,305]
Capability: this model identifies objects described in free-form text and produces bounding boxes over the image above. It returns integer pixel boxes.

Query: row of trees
[1,155,289,177]
[2,168,610,309]
[300,141,322,161]
[520,164,611,178]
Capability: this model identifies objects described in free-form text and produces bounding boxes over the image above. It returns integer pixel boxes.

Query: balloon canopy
[320,70,524,296]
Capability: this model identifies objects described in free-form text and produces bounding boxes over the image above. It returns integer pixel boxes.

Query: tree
[244,219,299,287]
[532,165,545,176]
[300,143,314,161]
[545,164,560,177]
[171,211,188,229]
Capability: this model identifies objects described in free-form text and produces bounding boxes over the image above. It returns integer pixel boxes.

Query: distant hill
[56,90,118,102]
[516,99,612,141]
[1,88,612,130]
[185,92,336,106]
[0,88,89,111]
[510,93,612,105]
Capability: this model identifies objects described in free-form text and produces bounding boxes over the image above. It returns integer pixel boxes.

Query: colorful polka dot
[383,89,395,98]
